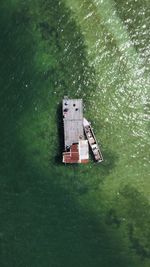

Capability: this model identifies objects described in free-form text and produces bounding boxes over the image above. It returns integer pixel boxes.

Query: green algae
[0,0,149,266]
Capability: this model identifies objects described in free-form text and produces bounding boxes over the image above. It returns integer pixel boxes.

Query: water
[0,0,149,266]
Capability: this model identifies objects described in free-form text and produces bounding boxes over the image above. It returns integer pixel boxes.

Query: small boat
[83,118,103,162]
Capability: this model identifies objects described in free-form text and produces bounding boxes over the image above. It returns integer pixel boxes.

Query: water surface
[0,0,149,266]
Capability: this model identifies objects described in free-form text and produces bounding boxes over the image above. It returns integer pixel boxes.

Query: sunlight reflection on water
[64,0,150,181]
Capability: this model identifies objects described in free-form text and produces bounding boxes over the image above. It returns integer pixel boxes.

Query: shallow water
[0,0,150,266]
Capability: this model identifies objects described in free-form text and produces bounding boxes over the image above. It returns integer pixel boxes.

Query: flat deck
[63,98,84,147]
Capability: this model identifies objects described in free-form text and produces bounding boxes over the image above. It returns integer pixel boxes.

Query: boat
[62,97,103,164]
[83,118,103,162]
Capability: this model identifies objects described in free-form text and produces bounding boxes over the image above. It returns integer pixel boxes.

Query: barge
[62,97,89,164]
[62,97,103,164]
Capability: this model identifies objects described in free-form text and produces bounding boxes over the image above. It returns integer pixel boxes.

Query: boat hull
[83,118,103,162]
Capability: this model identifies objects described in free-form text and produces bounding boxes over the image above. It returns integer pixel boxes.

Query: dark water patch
[0,158,137,267]
[54,102,65,164]
[38,21,56,40]
[35,0,98,100]
[120,185,150,259]
[0,2,38,176]
[73,181,89,195]
[12,3,31,26]
[0,7,35,118]
[128,223,150,260]
[111,185,150,260]
[0,0,96,170]
[105,208,122,228]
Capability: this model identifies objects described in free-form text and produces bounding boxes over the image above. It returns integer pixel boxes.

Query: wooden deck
[62,97,89,164]
[63,98,84,147]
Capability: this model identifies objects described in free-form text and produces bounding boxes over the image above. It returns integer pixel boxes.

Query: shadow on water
[0,1,146,266]
[55,103,64,164]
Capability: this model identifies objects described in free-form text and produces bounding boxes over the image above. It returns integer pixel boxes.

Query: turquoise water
[0,0,149,266]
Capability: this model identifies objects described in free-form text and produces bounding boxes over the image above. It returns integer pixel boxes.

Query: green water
[0,0,149,266]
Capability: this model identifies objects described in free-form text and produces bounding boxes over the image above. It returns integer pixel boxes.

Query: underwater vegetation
[0,0,149,266]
